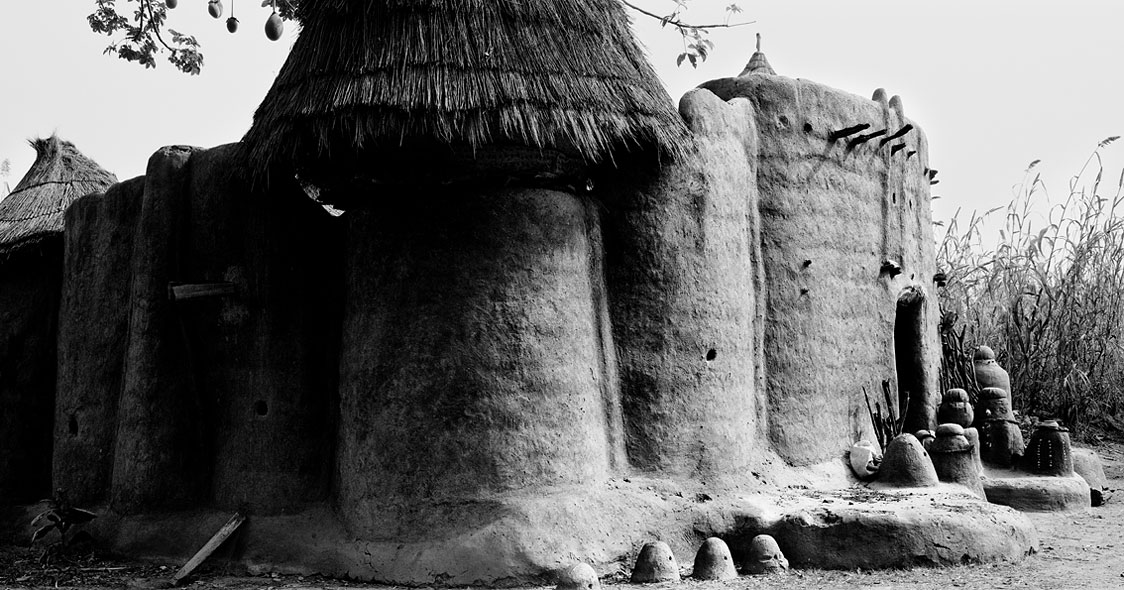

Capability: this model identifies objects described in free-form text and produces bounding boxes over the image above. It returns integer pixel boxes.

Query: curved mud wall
[602,89,764,478]
[700,75,940,464]
[337,187,619,536]
[56,144,341,514]
[54,177,145,504]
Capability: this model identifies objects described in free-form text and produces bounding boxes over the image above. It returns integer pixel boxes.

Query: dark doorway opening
[895,286,927,432]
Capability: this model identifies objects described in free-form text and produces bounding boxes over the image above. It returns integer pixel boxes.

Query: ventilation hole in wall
[254,400,269,417]
[706,348,718,362]
[892,192,897,204]
[68,415,78,437]
[803,122,813,133]
[803,259,812,267]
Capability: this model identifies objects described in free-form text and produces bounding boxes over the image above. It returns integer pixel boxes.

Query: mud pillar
[601,89,762,478]
[337,186,617,536]
[110,146,207,512]
[53,178,145,505]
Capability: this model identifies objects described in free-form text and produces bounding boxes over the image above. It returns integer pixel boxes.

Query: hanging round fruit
[166,0,178,8]
[208,0,224,19]
[227,16,239,33]
[265,12,283,41]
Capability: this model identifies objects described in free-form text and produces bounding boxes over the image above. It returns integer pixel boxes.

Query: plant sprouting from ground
[937,138,1124,436]
[30,489,98,563]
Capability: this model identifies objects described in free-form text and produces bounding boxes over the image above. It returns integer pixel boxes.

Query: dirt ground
[1,437,1121,590]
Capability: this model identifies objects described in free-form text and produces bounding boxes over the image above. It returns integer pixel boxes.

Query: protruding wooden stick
[172,513,246,586]
[829,123,871,141]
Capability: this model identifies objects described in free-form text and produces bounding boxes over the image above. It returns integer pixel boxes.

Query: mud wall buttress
[111,146,207,511]
[602,88,763,478]
[54,177,146,504]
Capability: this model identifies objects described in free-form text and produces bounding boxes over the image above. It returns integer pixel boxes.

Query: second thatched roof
[0,137,117,259]
[242,0,688,180]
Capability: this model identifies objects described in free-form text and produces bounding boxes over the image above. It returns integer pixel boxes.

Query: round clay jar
[1025,420,1074,477]
[937,388,974,427]
[973,346,1012,396]
[977,386,1013,421]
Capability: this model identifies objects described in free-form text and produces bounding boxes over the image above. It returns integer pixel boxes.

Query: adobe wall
[55,144,342,514]
[336,185,620,536]
[54,176,145,504]
[600,88,764,478]
[700,74,941,465]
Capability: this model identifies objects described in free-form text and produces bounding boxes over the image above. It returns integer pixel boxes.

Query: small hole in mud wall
[894,290,926,430]
[68,415,78,437]
[706,348,718,361]
[254,400,269,417]
[803,122,813,133]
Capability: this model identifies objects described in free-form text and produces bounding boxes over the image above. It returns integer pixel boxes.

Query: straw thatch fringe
[0,137,118,259]
[242,0,687,182]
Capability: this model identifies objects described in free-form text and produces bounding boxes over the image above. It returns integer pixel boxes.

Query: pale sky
[4,1,1124,232]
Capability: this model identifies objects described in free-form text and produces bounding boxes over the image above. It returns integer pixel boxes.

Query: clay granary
[1,2,1036,584]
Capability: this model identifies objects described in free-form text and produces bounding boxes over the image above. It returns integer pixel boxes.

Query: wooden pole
[171,512,245,586]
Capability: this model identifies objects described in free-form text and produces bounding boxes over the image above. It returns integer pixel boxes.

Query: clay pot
[692,537,736,580]
[982,419,1024,468]
[878,433,939,488]
[937,388,974,427]
[556,563,600,590]
[914,429,935,450]
[630,541,680,583]
[977,386,1014,423]
[929,423,984,497]
[745,534,788,575]
[1024,420,1074,476]
[973,346,1011,396]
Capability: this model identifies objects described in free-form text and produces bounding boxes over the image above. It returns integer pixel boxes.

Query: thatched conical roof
[0,137,117,259]
[242,0,687,182]
[738,34,776,77]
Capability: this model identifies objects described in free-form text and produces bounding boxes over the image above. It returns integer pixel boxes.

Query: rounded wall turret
[701,71,940,465]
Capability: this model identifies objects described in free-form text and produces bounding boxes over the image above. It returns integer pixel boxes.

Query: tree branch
[620,0,753,30]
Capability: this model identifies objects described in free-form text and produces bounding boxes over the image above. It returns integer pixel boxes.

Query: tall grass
[937,138,1124,436]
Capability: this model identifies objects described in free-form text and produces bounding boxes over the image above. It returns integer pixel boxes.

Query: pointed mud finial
[738,33,776,77]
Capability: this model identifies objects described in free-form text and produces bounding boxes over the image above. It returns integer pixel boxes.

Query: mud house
[0,0,1028,584]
